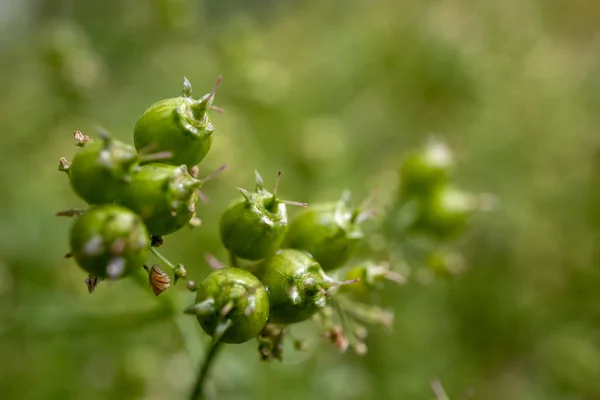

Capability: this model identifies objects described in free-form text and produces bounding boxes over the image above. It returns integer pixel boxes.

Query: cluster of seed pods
[57,76,489,400]
[59,76,222,292]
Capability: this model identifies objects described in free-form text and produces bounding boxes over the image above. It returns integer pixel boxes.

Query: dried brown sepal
[73,131,90,146]
[64,252,74,258]
[56,208,87,217]
[189,165,200,178]
[150,235,164,247]
[84,275,101,294]
[147,264,171,296]
[58,157,71,172]
[322,325,349,353]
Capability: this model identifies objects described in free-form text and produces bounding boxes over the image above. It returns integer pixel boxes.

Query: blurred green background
[1,0,600,399]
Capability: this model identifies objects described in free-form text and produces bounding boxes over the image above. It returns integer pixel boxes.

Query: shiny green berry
[133,76,222,168]
[69,205,149,279]
[399,138,453,198]
[411,185,476,240]
[285,192,366,271]
[426,250,465,277]
[185,267,269,344]
[60,131,138,205]
[219,172,306,261]
[116,163,202,236]
[255,249,336,325]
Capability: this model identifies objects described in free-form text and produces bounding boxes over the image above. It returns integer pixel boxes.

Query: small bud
[150,235,164,247]
[323,325,349,353]
[187,280,197,292]
[73,130,90,145]
[293,340,308,351]
[58,157,71,172]
[352,341,368,355]
[174,263,187,283]
[189,215,202,227]
[147,264,171,296]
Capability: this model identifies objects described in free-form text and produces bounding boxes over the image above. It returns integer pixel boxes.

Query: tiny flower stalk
[285,190,373,271]
[69,205,149,281]
[134,76,223,168]
[219,171,307,262]
[341,261,406,296]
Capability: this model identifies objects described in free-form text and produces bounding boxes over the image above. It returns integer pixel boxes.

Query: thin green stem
[229,251,239,268]
[131,268,200,362]
[190,340,223,400]
[150,246,177,272]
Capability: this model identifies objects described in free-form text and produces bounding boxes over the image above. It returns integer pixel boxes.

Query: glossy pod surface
[195,267,269,344]
[286,202,363,271]
[411,185,474,239]
[256,249,332,324]
[69,205,149,278]
[68,139,138,205]
[115,163,201,236]
[219,190,287,260]
[134,78,220,168]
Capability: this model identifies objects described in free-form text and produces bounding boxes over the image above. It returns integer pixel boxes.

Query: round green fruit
[411,185,475,239]
[65,133,138,205]
[256,249,333,325]
[285,192,363,271]
[188,267,269,344]
[133,76,221,168]
[219,172,302,261]
[116,163,202,236]
[399,138,453,198]
[69,205,149,279]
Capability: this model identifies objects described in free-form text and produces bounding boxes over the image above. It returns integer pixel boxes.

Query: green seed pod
[185,267,269,344]
[426,250,465,277]
[133,76,222,168]
[69,205,149,279]
[61,131,139,205]
[116,163,202,236]
[411,185,476,240]
[285,191,367,271]
[219,171,306,261]
[256,249,346,325]
[399,138,453,199]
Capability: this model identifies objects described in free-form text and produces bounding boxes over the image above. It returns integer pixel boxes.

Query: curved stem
[150,246,177,272]
[190,340,223,400]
